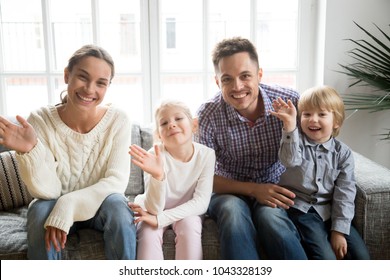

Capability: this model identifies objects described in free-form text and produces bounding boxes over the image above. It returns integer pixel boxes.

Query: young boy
[270,85,370,259]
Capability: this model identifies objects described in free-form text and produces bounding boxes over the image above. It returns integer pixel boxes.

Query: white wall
[314,0,390,169]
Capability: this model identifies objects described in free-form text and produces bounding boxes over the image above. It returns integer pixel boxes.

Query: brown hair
[298,86,345,137]
[212,37,259,72]
[60,45,115,104]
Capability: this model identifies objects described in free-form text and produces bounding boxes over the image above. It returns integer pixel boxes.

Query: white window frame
[0,0,318,124]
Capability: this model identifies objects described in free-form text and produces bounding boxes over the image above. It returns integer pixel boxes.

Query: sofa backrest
[126,123,153,198]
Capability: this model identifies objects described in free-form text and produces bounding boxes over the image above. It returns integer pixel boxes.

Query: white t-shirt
[134,142,215,228]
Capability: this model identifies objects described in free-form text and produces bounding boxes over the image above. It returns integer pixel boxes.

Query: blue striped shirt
[196,84,299,184]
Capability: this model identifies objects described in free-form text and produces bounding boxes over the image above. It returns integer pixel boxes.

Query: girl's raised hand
[129,144,164,181]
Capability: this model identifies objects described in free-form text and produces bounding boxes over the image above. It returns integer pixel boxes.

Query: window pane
[0,0,302,123]
[160,74,204,115]
[208,0,251,45]
[0,0,45,71]
[256,0,298,70]
[99,0,142,73]
[49,0,93,71]
[166,17,176,49]
[53,76,66,105]
[208,74,220,99]
[160,0,203,72]
[256,0,298,89]
[103,76,144,122]
[97,0,143,123]
[262,72,296,89]
[5,77,48,116]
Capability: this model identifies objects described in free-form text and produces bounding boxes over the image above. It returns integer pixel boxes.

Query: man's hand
[251,183,296,209]
[213,176,295,209]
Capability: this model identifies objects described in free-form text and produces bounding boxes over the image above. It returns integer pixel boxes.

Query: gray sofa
[0,123,389,260]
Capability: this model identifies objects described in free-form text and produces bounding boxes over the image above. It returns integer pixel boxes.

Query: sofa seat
[0,205,220,260]
[0,207,28,260]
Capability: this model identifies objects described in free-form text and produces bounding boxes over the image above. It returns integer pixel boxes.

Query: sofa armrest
[353,152,390,260]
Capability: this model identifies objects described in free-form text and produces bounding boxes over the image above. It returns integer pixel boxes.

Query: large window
[0,0,314,125]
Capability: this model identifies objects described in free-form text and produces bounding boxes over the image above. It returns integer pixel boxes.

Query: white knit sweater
[15,105,131,233]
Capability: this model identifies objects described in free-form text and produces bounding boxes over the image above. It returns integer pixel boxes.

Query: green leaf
[338,22,390,139]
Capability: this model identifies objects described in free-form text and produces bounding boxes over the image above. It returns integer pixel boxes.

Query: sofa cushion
[62,229,105,260]
[0,207,28,259]
[0,206,107,260]
[0,151,33,211]
[126,123,143,196]
[126,123,153,197]
[140,126,154,150]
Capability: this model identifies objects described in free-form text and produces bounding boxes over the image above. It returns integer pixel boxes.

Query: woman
[0,45,136,260]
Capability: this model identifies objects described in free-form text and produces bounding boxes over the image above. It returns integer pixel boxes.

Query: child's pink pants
[136,215,203,260]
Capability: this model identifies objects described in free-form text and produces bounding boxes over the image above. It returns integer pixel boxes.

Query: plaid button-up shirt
[196,84,299,184]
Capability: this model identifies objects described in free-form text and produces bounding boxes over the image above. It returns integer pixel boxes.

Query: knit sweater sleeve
[15,110,64,199]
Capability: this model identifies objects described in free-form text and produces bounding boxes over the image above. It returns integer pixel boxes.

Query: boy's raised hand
[269,98,297,133]
[129,144,164,181]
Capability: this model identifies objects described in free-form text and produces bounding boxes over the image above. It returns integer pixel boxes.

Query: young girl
[128,100,216,260]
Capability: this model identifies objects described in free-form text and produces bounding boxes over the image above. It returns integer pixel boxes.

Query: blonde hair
[153,100,194,141]
[298,86,345,137]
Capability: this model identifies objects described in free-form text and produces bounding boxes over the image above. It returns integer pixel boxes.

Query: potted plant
[338,22,390,140]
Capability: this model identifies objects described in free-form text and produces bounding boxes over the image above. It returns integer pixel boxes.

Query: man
[196,37,307,259]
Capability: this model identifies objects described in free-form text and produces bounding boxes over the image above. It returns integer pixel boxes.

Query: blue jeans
[208,194,307,259]
[27,193,136,260]
[287,207,370,259]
